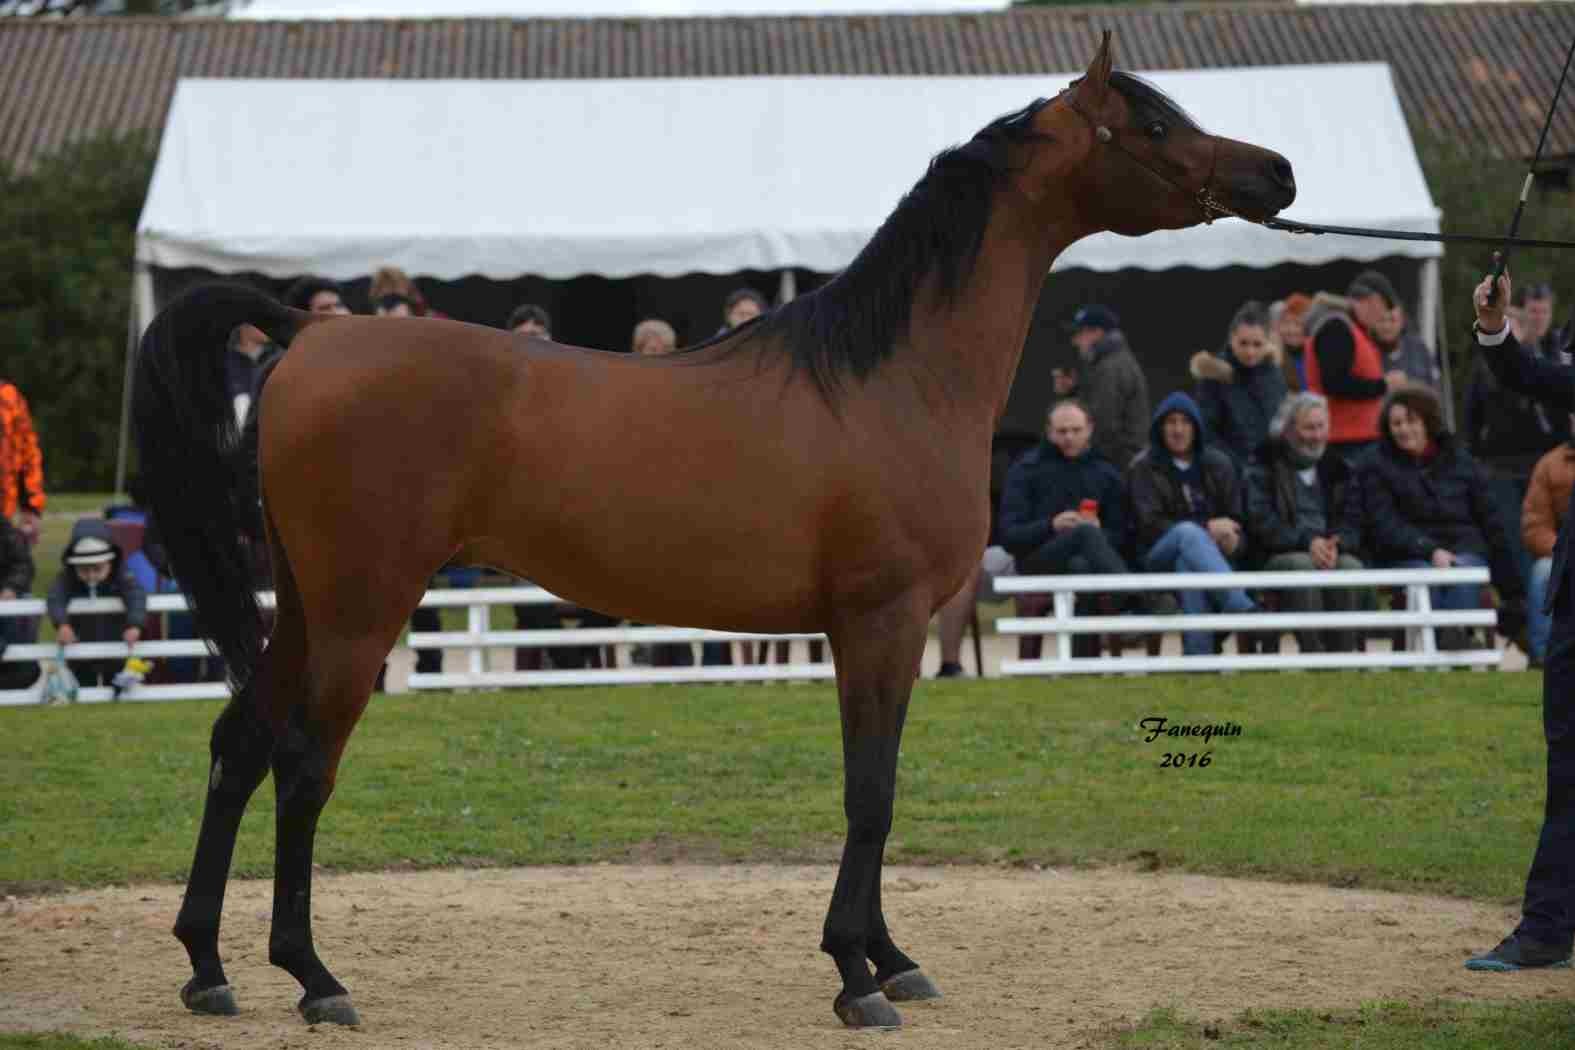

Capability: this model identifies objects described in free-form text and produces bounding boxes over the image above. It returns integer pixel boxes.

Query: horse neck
[905,193,1083,432]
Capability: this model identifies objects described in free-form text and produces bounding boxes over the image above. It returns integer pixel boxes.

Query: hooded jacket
[1126,392,1244,558]
[1077,330,1150,472]
[997,440,1128,560]
[1190,343,1288,469]
[1359,398,1522,600]
[1243,436,1363,563]
[46,518,148,631]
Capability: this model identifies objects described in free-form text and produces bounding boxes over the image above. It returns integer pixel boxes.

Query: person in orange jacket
[0,381,45,546]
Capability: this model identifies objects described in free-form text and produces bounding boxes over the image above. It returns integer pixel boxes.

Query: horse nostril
[1269,156,1295,190]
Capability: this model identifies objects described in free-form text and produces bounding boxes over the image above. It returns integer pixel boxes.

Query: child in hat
[47,519,147,687]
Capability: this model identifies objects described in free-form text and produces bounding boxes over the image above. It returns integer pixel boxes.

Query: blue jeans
[1394,551,1489,610]
[1530,556,1554,662]
[1144,521,1255,656]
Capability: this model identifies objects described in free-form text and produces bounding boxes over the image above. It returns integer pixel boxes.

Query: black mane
[676,97,1052,401]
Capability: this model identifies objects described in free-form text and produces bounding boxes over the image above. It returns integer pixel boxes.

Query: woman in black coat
[1360,383,1523,614]
[1192,300,1288,469]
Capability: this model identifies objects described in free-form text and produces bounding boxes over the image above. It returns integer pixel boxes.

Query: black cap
[1065,304,1121,332]
[1346,271,1400,309]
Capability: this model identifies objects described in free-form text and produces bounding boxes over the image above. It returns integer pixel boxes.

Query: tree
[1412,135,1575,422]
[0,132,155,491]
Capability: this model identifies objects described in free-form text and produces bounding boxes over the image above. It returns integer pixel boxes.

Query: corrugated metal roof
[3,5,1574,171]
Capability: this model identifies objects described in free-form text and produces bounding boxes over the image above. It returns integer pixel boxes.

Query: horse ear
[1081,30,1114,106]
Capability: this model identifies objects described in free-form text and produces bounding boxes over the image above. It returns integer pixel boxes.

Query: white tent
[136,66,1437,288]
[124,65,1443,487]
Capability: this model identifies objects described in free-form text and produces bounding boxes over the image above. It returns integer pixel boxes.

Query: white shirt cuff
[1476,323,1511,347]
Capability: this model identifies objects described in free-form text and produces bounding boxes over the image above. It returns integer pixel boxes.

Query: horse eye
[1146,121,1167,140]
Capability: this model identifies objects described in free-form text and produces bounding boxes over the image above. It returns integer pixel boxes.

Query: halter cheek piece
[1066,96,1237,225]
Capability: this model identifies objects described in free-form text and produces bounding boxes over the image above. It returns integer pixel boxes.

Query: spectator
[1523,432,1575,668]
[47,520,146,688]
[1128,392,1256,656]
[933,547,1014,679]
[632,319,678,356]
[225,322,283,429]
[499,305,621,671]
[374,294,415,318]
[1270,293,1312,392]
[1374,302,1442,392]
[999,400,1130,580]
[1065,304,1150,472]
[1361,383,1523,647]
[1191,300,1286,469]
[369,266,441,318]
[507,304,552,340]
[625,318,693,666]
[1303,273,1407,468]
[0,374,46,547]
[1245,392,1366,654]
[282,276,351,316]
[720,287,769,334]
[0,513,37,688]
[1464,282,1569,626]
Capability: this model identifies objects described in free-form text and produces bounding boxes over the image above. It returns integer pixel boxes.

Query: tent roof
[135,66,1439,281]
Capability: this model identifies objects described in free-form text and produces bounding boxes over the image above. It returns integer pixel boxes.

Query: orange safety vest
[1303,316,1383,444]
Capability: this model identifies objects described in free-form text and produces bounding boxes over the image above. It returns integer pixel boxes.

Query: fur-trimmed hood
[1303,291,1353,343]
[1189,341,1284,385]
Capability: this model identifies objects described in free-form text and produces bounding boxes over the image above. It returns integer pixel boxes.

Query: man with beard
[1244,392,1366,654]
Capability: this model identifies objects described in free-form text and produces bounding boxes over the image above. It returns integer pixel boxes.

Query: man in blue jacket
[1466,271,1566,972]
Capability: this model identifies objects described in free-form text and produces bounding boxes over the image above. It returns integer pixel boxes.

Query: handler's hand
[1474,272,1512,335]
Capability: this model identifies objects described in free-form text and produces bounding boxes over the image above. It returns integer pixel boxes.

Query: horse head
[1027,32,1297,237]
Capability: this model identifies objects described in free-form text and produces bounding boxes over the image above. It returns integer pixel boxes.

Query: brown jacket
[1524,444,1575,559]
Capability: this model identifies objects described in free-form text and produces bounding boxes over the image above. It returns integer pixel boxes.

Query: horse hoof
[881,968,942,1002]
[299,993,360,1026]
[833,990,901,1029]
[180,979,239,1016]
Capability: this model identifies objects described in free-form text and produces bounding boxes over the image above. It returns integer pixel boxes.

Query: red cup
[1079,499,1099,516]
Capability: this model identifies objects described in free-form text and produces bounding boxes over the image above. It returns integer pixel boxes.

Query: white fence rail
[0,567,1505,705]
[995,567,1500,674]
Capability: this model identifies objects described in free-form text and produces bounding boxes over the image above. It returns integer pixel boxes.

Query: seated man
[999,399,1129,581]
[1128,392,1256,656]
[1522,428,1575,667]
[1245,391,1367,653]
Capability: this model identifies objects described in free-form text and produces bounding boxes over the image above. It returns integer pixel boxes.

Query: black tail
[131,283,307,690]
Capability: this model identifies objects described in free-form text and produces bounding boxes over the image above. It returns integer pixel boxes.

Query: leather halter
[1064,93,1236,225]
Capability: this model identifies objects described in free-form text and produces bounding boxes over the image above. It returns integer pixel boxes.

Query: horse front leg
[821,595,937,1028]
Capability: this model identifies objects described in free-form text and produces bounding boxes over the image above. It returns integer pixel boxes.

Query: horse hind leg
[172,684,278,1015]
[264,534,421,1025]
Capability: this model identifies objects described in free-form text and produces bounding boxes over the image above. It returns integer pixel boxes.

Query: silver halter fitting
[1095,126,1113,143]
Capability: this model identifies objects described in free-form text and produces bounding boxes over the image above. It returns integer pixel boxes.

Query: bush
[0,131,155,492]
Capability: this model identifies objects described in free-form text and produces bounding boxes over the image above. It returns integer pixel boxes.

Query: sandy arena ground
[2,863,1570,1050]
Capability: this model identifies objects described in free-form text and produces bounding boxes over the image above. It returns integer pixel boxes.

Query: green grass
[0,672,1550,900]
[0,1037,150,1050]
[1116,1001,1575,1048]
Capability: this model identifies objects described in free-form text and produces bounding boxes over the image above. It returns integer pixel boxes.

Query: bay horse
[132,34,1294,1031]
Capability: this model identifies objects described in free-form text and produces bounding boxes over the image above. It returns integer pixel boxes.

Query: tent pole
[1426,258,1456,432]
[114,265,155,499]
[777,269,797,305]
